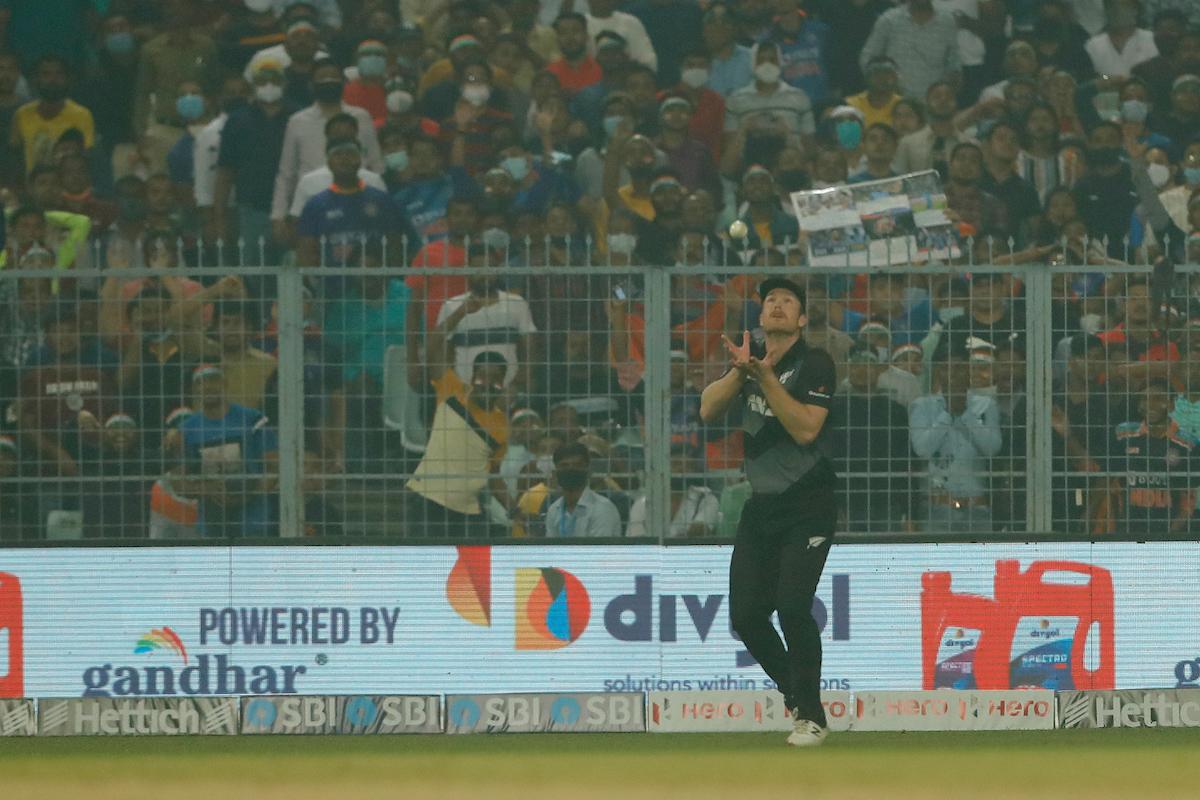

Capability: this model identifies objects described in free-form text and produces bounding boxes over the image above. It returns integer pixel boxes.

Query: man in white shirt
[270,61,382,224]
[545,442,624,537]
[244,17,330,83]
[435,250,537,388]
[587,0,658,71]
[1085,0,1159,77]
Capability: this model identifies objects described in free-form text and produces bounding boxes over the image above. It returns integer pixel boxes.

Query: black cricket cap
[758,277,806,310]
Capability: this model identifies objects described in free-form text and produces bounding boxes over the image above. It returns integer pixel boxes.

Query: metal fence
[1,236,1198,544]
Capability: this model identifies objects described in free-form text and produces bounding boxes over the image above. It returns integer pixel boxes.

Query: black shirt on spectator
[218,103,292,212]
[1073,165,1139,259]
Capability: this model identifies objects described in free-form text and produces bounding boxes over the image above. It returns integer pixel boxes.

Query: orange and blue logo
[133,627,188,665]
[515,568,590,650]
[447,546,591,650]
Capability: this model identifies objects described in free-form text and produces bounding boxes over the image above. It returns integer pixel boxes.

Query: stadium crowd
[1,0,1200,541]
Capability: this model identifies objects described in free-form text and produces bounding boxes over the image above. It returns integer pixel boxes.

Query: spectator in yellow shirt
[846,56,903,130]
[10,55,94,175]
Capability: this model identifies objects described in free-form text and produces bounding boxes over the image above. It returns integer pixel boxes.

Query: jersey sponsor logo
[747,394,775,417]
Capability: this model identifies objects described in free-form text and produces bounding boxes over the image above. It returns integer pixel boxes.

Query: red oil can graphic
[922,560,1114,691]
[0,572,23,697]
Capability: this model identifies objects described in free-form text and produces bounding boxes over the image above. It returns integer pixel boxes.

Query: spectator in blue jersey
[295,136,417,272]
[391,132,478,244]
[767,0,831,109]
[487,143,581,216]
[1100,380,1197,535]
[176,364,278,538]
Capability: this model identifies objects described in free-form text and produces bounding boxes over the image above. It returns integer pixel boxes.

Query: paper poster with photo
[789,171,959,266]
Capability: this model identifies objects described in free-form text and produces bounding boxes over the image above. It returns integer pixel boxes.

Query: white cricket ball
[729,220,749,240]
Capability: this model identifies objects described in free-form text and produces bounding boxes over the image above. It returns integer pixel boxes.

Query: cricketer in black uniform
[700,277,838,747]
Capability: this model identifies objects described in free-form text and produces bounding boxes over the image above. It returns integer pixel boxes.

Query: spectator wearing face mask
[1159,140,1200,231]
[270,60,383,235]
[132,0,219,167]
[544,442,623,537]
[213,60,292,250]
[244,13,330,102]
[78,15,139,169]
[342,40,391,127]
[767,0,831,109]
[436,61,515,177]
[725,42,815,142]
[166,81,215,193]
[418,34,513,100]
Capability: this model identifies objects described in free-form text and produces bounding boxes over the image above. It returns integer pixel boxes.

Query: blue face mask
[385,150,410,173]
[1120,98,1149,123]
[836,119,862,150]
[105,31,135,56]
[358,55,387,78]
[603,115,624,140]
[502,156,529,182]
[1185,166,1200,185]
[176,93,205,122]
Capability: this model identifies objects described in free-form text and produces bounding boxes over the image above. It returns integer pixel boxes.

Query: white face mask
[255,83,283,104]
[753,62,781,84]
[461,83,491,107]
[681,67,709,89]
[245,0,274,12]
[1146,161,1170,188]
[386,89,413,114]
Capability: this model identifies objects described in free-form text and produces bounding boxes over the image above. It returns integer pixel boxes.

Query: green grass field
[3,729,1198,800]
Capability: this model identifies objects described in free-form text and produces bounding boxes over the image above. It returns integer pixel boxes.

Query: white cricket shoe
[786,714,828,748]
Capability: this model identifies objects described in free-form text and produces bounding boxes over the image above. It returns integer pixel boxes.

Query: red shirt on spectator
[1097,325,1180,362]
[408,240,468,330]
[343,81,387,128]
[546,56,604,96]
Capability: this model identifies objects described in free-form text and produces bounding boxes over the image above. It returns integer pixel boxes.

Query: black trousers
[729,470,837,726]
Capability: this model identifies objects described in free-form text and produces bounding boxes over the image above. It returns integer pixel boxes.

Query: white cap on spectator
[828,105,865,123]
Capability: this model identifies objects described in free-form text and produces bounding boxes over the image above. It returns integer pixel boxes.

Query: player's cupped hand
[722,330,752,373]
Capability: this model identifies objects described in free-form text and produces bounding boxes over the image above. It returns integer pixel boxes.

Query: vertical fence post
[1024,265,1054,534]
[642,265,672,543]
[276,267,306,537]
